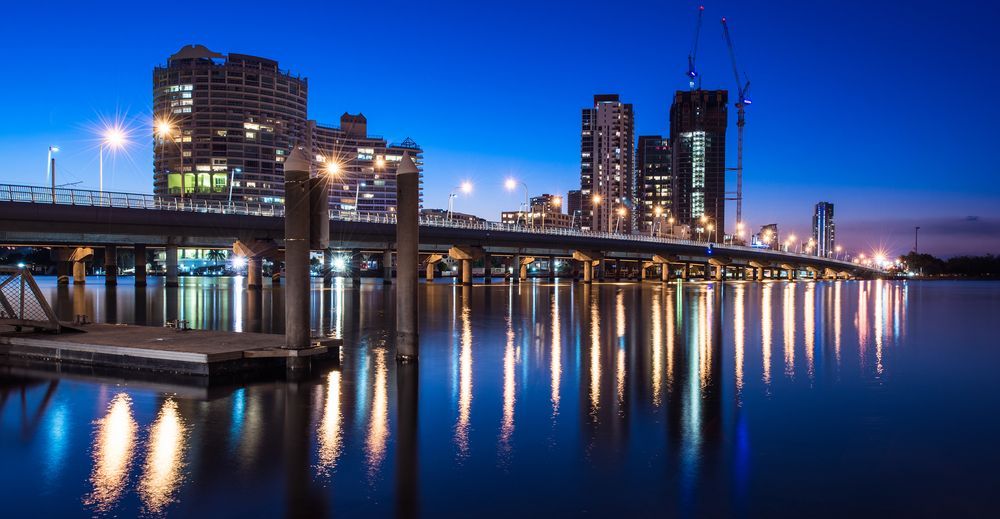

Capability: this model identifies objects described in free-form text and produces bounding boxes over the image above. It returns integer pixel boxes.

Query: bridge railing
[1,183,863,269]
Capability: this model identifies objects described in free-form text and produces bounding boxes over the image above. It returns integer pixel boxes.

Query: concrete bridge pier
[104,245,118,286]
[511,254,521,283]
[780,263,797,281]
[549,255,557,281]
[483,252,492,284]
[351,250,362,286]
[234,239,278,291]
[272,268,282,286]
[247,258,263,289]
[449,246,483,286]
[573,251,602,284]
[323,248,334,286]
[165,244,179,287]
[383,249,393,284]
[518,255,533,283]
[70,247,94,285]
[134,244,147,287]
[50,248,73,285]
[424,254,443,282]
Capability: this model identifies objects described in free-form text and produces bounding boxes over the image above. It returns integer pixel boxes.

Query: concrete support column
[57,259,71,285]
[165,244,179,287]
[134,245,147,287]
[640,264,648,281]
[597,260,606,281]
[248,257,263,290]
[662,264,670,282]
[787,268,795,281]
[614,259,622,280]
[483,253,492,284]
[582,261,593,283]
[351,250,362,286]
[104,245,118,286]
[681,264,690,280]
[283,148,312,351]
[714,265,725,281]
[549,256,557,281]
[383,249,393,284]
[73,261,87,284]
[323,248,334,286]
[395,153,420,361]
[461,259,472,285]
[426,262,435,281]
[512,254,521,283]
[519,262,528,282]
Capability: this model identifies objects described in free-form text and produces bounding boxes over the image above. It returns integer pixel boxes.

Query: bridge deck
[0,324,337,375]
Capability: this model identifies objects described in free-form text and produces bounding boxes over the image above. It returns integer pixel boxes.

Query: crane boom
[686,6,705,89]
[721,16,751,234]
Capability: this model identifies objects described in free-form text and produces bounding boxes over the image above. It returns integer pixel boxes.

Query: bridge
[0,183,879,286]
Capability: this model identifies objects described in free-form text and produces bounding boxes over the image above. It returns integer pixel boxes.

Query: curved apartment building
[153,45,308,203]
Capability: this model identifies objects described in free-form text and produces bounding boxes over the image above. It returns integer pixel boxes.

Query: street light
[835,245,843,260]
[615,206,627,234]
[100,125,127,194]
[505,178,529,226]
[448,181,473,222]
[155,117,184,198]
[652,206,663,237]
[47,146,59,200]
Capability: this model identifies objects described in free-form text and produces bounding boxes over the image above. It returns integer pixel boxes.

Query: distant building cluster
[152,45,422,214]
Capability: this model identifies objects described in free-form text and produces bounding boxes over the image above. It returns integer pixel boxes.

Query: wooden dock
[0,323,339,376]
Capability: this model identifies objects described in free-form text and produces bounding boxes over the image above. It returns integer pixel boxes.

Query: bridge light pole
[47,146,59,201]
[99,126,127,195]
[448,181,472,223]
[615,206,627,234]
[505,178,529,227]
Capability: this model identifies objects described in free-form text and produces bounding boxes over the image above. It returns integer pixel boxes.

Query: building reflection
[85,393,137,513]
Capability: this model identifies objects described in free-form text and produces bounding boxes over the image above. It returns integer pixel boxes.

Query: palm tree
[206,249,227,272]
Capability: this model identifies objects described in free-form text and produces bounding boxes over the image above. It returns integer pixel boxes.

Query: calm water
[2,277,999,517]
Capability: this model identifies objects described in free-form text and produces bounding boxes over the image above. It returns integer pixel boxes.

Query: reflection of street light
[100,125,127,194]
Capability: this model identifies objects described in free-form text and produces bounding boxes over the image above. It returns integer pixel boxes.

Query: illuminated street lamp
[652,205,663,237]
[47,145,59,199]
[505,178,529,226]
[100,125,127,194]
[448,181,473,222]
[615,206,627,234]
[835,245,843,260]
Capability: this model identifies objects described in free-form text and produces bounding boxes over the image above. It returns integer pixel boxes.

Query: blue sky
[1,0,998,257]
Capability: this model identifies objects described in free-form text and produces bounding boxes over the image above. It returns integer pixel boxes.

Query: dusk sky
[1,0,998,257]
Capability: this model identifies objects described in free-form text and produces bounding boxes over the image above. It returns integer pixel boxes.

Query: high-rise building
[637,136,673,235]
[757,223,779,250]
[670,90,727,237]
[812,202,835,257]
[530,193,563,214]
[153,45,308,203]
[153,45,421,215]
[580,94,634,233]
[308,114,422,215]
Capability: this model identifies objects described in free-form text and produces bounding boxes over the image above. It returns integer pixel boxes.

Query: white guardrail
[0,183,863,269]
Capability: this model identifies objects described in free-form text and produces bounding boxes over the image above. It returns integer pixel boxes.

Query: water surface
[2,278,999,516]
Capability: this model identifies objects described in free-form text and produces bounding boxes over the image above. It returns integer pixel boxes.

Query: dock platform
[0,323,339,376]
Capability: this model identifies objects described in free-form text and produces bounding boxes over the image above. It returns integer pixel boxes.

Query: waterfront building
[637,136,673,235]
[812,202,836,257]
[530,193,563,214]
[420,208,484,225]
[153,45,420,215]
[669,89,727,236]
[566,189,582,227]
[502,210,573,229]
[580,94,635,233]
[308,114,422,215]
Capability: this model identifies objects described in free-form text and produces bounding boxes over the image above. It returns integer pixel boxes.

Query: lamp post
[615,207,627,234]
[100,127,126,195]
[447,181,473,223]
[652,206,662,237]
[47,146,59,200]
[543,195,561,231]
[835,245,843,260]
[155,118,183,199]
[505,178,529,227]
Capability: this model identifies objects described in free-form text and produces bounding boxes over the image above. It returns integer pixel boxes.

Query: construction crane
[721,16,751,232]
[686,6,705,89]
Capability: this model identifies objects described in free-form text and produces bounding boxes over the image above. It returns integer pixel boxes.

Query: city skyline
[1,1,998,257]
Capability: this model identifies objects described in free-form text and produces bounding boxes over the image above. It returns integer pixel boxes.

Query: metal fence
[0,183,863,269]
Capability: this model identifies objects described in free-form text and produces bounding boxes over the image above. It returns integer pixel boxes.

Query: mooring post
[104,245,118,286]
[283,147,312,351]
[165,244,179,287]
[396,153,420,361]
[134,244,147,287]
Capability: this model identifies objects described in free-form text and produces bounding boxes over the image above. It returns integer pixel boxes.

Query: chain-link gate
[0,267,60,332]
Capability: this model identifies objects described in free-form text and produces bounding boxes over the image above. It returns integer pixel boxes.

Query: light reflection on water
[3,278,999,516]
